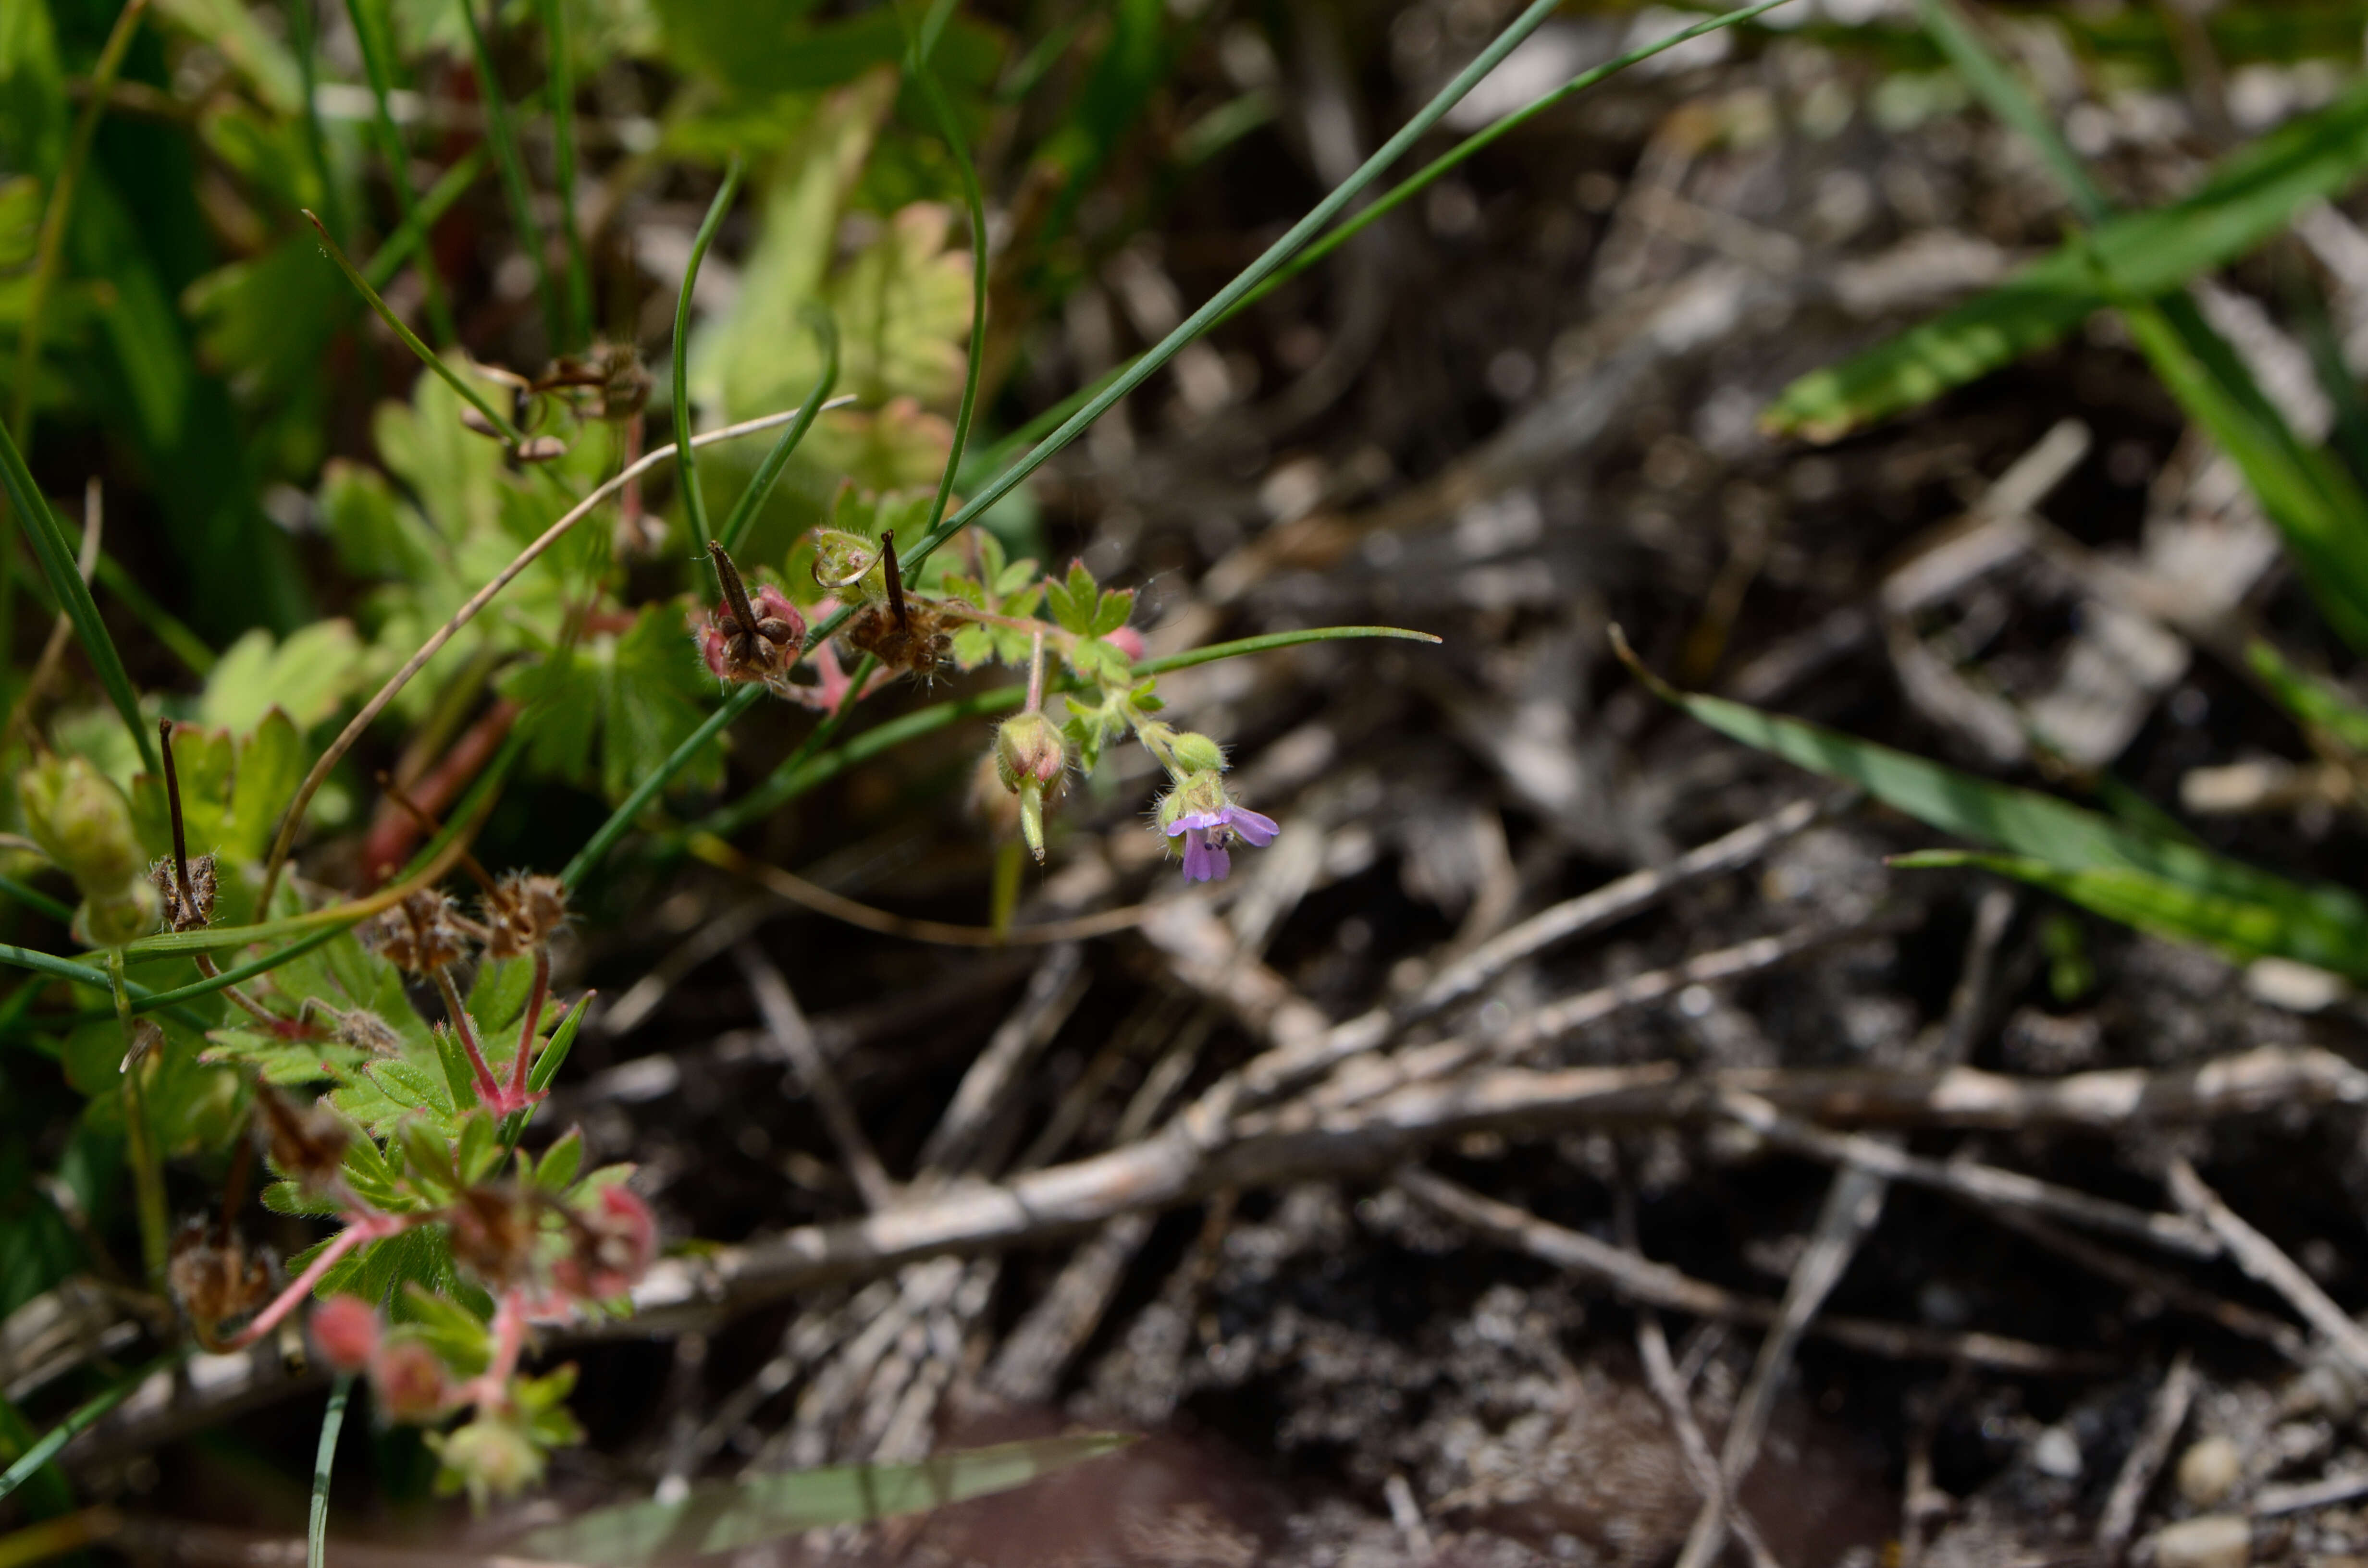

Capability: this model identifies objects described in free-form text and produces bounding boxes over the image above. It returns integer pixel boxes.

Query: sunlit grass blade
[302,210,526,446]
[1618,631,2368,980]
[308,1375,351,1568]
[0,1393,77,1521]
[563,683,765,889]
[673,157,744,551]
[0,420,156,772]
[715,306,838,555]
[1916,0,2107,221]
[1764,73,2368,440]
[2247,639,2368,752]
[455,0,558,349]
[340,0,457,345]
[512,1435,1133,1567]
[538,0,592,349]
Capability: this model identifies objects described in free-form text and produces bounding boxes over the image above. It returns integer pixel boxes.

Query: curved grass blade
[674,157,744,551]
[1916,0,2107,222]
[286,0,349,249]
[0,419,157,772]
[563,682,766,889]
[301,211,526,446]
[2248,640,2368,752]
[512,1435,1133,1568]
[1619,632,2368,981]
[363,146,490,293]
[308,1375,352,1568]
[455,0,558,349]
[715,306,839,555]
[0,876,74,927]
[340,0,458,344]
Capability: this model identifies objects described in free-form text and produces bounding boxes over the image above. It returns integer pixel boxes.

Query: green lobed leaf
[512,1435,1134,1567]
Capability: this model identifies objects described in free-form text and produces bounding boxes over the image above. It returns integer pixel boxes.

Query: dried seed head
[444,1184,543,1289]
[149,851,218,932]
[698,544,806,692]
[553,1185,657,1300]
[362,890,472,974]
[255,1087,351,1193]
[480,871,567,961]
[370,1336,451,1422]
[310,1295,382,1373]
[842,600,952,680]
[167,1219,274,1334]
[328,1008,405,1056]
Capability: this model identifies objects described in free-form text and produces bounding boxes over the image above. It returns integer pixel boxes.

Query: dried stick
[2096,1348,2195,1563]
[1397,1169,2093,1374]
[1717,1090,2218,1260]
[915,943,1087,1176]
[733,941,895,1212]
[1675,1164,1887,1568]
[2165,1158,2368,1377]
[608,1045,2364,1332]
[256,395,858,910]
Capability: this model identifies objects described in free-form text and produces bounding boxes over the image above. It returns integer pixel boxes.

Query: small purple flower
[1165,802,1279,883]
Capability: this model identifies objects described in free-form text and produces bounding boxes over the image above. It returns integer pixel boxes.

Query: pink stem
[510,950,550,1103]
[460,1288,530,1411]
[228,1213,412,1349]
[433,969,504,1104]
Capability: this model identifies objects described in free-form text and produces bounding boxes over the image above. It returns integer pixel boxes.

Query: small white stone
[2032,1424,2083,1479]
[2177,1436,2244,1508]
[2151,1514,2251,1568]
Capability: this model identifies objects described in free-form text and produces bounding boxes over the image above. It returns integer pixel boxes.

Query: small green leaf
[512,1435,1135,1567]
[1089,587,1135,637]
[531,1127,584,1193]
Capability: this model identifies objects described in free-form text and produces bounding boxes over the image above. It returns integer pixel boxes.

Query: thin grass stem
[286,0,350,248]
[308,1376,353,1568]
[538,0,592,348]
[340,0,459,343]
[673,157,744,550]
[455,0,559,347]
[715,307,839,555]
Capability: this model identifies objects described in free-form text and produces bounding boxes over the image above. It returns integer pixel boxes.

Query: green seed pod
[1170,731,1227,774]
[994,711,1066,792]
[809,530,887,601]
[77,881,161,948]
[21,755,144,887]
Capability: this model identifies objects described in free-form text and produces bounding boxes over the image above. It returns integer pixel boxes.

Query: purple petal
[1168,809,1226,834]
[1180,829,1230,882]
[1223,806,1279,846]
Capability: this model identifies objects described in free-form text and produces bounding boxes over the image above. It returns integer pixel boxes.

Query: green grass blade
[308,1375,352,1568]
[0,420,157,772]
[1895,848,2365,973]
[362,146,490,292]
[538,0,592,349]
[93,551,215,675]
[0,1352,184,1505]
[0,876,75,926]
[897,1,989,555]
[563,682,765,889]
[1765,72,2368,439]
[1624,638,2368,979]
[302,210,526,446]
[1240,0,1793,315]
[2247,639,2368,752]
[512,1435,1133,1567]
[286,0,350,249]
[455,0,558,350]
[715,306,838,555]
[1916,0,2108,222]
[789,0,1570,657]
[2117,289,2368,652]
[341,0,457,344]
[673,157,744,551]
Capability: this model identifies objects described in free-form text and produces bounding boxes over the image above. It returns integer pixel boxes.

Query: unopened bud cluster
[18,755,160,945]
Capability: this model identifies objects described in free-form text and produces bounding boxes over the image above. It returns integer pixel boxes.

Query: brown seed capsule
[168,1218,274,1335]
[327,1008,405,1057]
[149,852,217,933]
[361,890,472,975]
[479,872,567,962]
[255,1087,351,1194]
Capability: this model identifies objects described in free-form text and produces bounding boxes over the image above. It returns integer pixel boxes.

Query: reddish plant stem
[510,949,550,1103]
[362,700,521,885]
[227,1212,414,1349]
[433,968,504,1105]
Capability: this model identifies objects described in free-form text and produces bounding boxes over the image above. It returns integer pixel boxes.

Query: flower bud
[369,1338,450,1422]
[993,712,1066,792]
[310,1295,381,1373]
[1169,732,1226,774]
[77,881,161,947]
[1107,626,1146,662]
[434,1415,546,1504]
[810,530,886,600]
[21,756,144,887]
[555,1185,656,1300]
